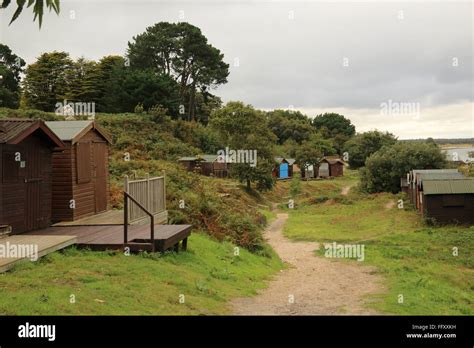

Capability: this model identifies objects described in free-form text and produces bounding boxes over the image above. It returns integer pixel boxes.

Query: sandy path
[341,185,351,196]
[231,213,384,315]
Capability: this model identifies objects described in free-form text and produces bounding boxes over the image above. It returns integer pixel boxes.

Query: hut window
[76,142,91,183]
[2,152,19,183]
[442,195,464,207]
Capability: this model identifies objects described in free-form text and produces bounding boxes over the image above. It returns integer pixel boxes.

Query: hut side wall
[424,194,474,224]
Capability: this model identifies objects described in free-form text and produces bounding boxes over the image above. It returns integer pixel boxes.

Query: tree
[295,142,323,175]
[360,141,447,193]
[311,113,356,138]
[1,0,60,27]
[267,109,315,145]
[127,22,229,121]
[0,43,25,108]
[22,51,74,111]
[64,57,102,104]
[100,65,180,114]
[343,130,397,169]
[209,101,276,190]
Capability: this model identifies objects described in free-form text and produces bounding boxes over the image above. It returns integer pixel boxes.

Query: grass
[282,171,474,315]
[0,232,282,315]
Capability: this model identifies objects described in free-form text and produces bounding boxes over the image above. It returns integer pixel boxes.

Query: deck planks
[26,224,192,252]
[0,234,77,273]
[0,224,192,273]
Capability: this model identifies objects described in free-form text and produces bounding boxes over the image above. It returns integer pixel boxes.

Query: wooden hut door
[24,142,42,231]
[93,142,107,213]
[280,163,289,179]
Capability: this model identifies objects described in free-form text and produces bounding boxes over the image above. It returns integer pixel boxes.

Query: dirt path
[341,185,351,195]
[231,213,384,315]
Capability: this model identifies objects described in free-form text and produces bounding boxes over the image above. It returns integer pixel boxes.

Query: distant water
[442,147,474,162]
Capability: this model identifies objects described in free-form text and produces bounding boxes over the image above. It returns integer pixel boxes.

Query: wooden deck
[0,234,77,273]
[26,224,192,253]
[52,209,168,226]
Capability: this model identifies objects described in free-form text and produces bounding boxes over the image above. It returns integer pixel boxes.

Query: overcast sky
[1,0,472,139]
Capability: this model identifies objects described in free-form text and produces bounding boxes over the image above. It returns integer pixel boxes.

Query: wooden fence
[124,173,167,223]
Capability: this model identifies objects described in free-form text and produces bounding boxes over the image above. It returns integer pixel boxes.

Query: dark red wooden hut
[0,119,64,234]
[46,121,112,222]
[318,157,344,178]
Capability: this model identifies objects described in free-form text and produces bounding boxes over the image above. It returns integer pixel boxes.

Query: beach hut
[273,157,295,179]
[414,171,464,212]
[0,119,64,234]
[419,179,474,224]
[45,121,112,222]
[318,157,345,178]
[408,169,460,204]
[177,155,229,178]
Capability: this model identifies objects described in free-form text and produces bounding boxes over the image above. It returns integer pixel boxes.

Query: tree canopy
[0,43,25,108]
[209,101,276,190]
[22,51,73,111]
[343,130,397,169]
[127,22,229,121]
[311,112,356,138]
[360,141,447,193]
[267,109,315,145]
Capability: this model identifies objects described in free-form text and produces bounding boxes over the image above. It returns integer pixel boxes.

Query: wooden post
[146,173,150,213]
[124,175,129,223]
[124,192,128,244]
[162,170,166,212]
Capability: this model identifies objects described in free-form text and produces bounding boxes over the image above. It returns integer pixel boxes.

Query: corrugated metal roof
[423,179,474,195]
[0,119,38,143]
[418,173,466,188]
[411,169,458,176]
[321,156,344,165]
[178,154,218,162]
[45,121,93,141]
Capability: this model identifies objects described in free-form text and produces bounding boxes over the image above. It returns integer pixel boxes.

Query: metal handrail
[124,191,155,252]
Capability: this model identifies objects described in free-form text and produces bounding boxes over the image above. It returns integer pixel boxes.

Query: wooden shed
[318,157,345,178]
[272,157,295,179]
[407,169,460,204]
[178,155,229,178]
[0,119,64,234]
[420,179,474,224]
[414,172,464,212]
[45,121,112,223]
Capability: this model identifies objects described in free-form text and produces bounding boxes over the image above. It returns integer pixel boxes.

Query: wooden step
[0,225,12,239]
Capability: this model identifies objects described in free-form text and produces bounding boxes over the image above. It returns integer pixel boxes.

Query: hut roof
[321,157,345,165]
[275,157,296,165]
[45,121,112,144]
[422,179,474,195]
[178,154,220,163]
[417,172,464,184]
[0,119,64,148]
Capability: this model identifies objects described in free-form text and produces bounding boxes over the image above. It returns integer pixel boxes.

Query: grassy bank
[282,172,473,315]
[0,233,282,315]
